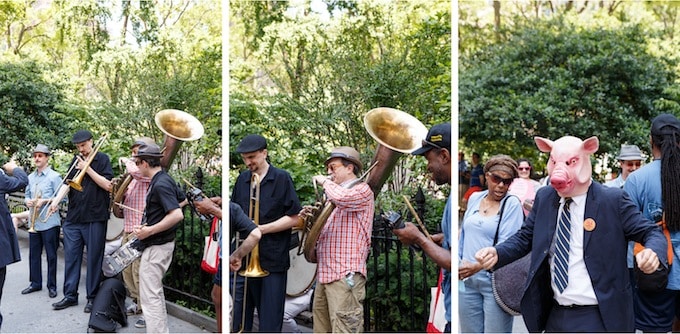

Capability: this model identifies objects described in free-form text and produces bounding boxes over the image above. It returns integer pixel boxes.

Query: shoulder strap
[493,195,521,246]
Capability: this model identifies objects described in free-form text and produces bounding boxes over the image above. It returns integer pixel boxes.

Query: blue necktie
[554,198,573,293]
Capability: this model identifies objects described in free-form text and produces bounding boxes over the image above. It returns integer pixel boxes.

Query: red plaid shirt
[123,159,151,232]
[316,179,374,284]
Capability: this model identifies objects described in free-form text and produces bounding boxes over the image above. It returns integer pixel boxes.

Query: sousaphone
[298,107,427,263]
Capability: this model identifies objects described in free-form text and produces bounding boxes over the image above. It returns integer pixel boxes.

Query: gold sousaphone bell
[155,109,205,169]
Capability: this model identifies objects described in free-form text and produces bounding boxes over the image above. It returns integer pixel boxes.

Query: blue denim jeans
[459,271,514,333]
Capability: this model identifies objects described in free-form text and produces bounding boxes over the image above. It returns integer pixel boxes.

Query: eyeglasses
[327,163,344,172]
[488,173,513,185]
[624,161,642,167]
[518,167,531,172]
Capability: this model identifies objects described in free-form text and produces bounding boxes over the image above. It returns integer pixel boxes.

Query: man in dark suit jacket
[476,181,667,332]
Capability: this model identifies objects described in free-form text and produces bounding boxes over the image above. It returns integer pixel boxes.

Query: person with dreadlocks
[624,113,680,333]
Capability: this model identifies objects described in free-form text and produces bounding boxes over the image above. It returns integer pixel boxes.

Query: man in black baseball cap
[49,129,113,313]
[393,122,452,332]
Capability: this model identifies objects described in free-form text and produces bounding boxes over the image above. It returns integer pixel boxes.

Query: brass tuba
[299,107,427,263]
[155,109,205,170]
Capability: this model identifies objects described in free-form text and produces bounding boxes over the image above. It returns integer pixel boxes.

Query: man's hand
[194,197,219,216]
[229,255,242,272]
[2,161,18,174]
[635,248,661,274]
[474,247,499,270]
[392,222,425,246]
[312,175,330,185]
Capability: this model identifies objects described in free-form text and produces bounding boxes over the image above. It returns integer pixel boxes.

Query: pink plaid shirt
[123,159,150,232]
[316,179,374,284]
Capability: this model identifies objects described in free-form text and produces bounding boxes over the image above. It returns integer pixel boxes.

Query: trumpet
[68,133,108,191]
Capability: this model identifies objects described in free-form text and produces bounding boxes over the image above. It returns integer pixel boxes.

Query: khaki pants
[313,273,366,333]
[139,241,174,334]
[121,232,142,312]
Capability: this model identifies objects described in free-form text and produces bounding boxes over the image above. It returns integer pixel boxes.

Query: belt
[554,303,598,309]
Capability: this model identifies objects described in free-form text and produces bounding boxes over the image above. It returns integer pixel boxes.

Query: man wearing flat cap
[392,123,452,333]
[49,129,113,313]
[303,146,374,332]
[624,113,680,332]
[230,133,302,332]
[0,159,27,328]
[21,144,62,299]
[604,144,644,189]
[116,137,155,323]
[131,143,186,333]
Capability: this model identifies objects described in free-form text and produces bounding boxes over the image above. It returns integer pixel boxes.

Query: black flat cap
[72,130,93,144]
[236,134,267,154]
[133,144,164,158]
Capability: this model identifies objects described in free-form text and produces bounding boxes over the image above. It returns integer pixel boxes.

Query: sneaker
[135,317,146,328]
[126,302,138,315]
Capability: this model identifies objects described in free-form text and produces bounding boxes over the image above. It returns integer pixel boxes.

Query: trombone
[232,173,269,333]
[38,157,80,220]
[67,133,108,191]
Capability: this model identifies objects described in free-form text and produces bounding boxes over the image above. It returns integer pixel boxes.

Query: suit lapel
[583,183,597,249]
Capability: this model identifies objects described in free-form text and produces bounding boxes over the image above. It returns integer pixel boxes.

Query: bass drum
[287,230,317,297]
[106,214,125,241]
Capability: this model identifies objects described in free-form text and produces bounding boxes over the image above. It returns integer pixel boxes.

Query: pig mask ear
[582,136,599,154]
[534,136,554,153]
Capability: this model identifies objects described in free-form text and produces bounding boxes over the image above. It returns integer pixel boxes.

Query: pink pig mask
[534,135,599,198]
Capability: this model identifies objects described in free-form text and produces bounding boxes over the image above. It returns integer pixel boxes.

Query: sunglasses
[624,161,641,167]
[488,173,513,185]
[422,139,443,150]
[327,162,345,172]
[518,167,531,171]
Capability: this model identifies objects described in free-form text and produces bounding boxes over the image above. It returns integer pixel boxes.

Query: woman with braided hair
[624,113,680,332]
[458,154,524,333]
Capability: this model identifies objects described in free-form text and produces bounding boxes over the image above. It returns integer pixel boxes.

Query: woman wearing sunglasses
[509,158,543,216]
[458,154,524,333]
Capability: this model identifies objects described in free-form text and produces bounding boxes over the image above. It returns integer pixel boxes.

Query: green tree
[459,19,678,177]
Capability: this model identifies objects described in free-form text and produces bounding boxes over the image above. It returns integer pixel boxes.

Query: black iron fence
[7,176,443,332]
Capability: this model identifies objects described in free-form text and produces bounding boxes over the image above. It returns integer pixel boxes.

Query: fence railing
[7,179,443,332]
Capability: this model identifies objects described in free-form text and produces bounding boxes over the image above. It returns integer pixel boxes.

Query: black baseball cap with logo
[412,123,451,156]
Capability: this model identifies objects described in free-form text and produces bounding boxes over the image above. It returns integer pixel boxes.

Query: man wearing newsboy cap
[393,123,452,332]
[303,146,374,332]
[49,129,113,313]
[604,144,644,189]
[230,134,302,332]
[130,143,186,333]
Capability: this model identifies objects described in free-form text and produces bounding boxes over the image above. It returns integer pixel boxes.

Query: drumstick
[402,195,433,241]
[114,202,144,214]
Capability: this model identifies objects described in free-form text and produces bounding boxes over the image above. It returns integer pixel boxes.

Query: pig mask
[535,135,599,198]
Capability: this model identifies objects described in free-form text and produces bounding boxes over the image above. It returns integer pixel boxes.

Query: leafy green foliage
[460,18,679,174]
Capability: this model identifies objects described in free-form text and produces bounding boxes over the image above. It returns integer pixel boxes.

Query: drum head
[287,231,317,297]
[107,215,124,241]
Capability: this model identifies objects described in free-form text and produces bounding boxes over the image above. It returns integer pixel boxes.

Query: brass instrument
[38,158,80,219]
[155,109,205,170]
[28,190,42,233]
[111,173,132,218]
[298,107,428,263]
[67,134,108,191]
[233,173,269,333]
[239,173,269,278]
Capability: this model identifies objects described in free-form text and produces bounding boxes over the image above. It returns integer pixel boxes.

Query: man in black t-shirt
[131,143,185,333]
[49,130,113,313]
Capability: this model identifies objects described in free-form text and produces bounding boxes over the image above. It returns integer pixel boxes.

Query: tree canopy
[459,2,680,179]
